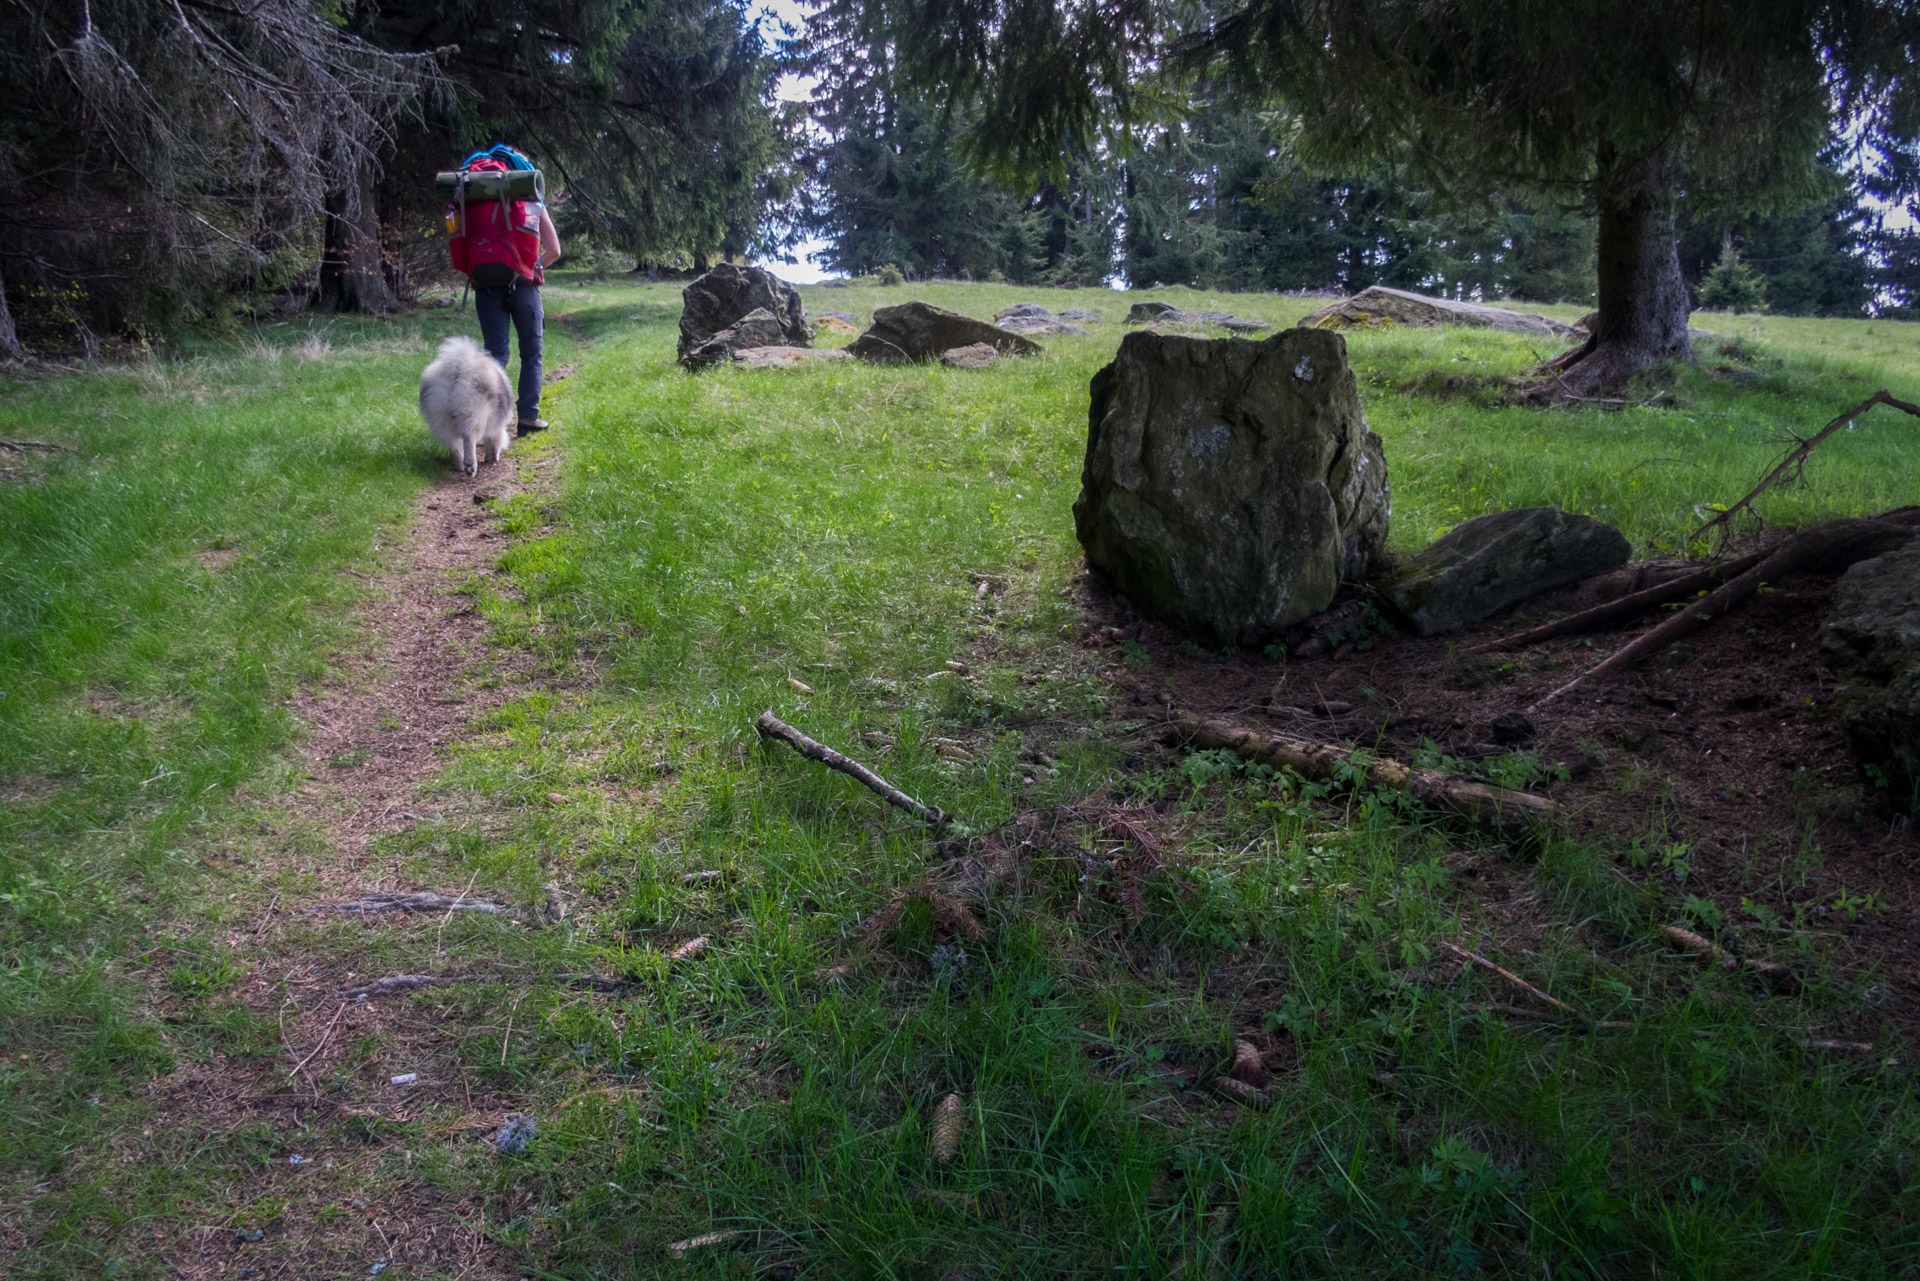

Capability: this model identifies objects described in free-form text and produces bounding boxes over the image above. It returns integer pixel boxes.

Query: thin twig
[499,991,525,1065]
[1693,390,1920,541]
[252,893,279,935]
[1444,942,1588,1023]
[437,870,481,956]
[286,1001,348,1081]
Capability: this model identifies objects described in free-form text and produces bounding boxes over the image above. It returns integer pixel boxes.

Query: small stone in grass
[545,792,571,806]
[667,936,709,961]
[493,1113,538,1155]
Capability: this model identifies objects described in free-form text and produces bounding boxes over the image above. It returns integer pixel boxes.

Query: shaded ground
[1075,554,1920,1022]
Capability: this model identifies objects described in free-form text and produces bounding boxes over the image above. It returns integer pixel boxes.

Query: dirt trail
[289,440,552,884]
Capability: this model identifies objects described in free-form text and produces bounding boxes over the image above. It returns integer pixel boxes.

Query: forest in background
[4,0,1917,354]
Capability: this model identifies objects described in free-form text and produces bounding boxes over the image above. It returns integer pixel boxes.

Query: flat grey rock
[732,345,852,368]
[847,301,1041,364]
[1300,286,1577,338]
[1073,328,1390,647]
[1382,507,1631,635]
[995,314,1089,335]
[940,343,1000,368]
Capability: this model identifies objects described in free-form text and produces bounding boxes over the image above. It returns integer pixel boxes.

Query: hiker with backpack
[443,144,562,433]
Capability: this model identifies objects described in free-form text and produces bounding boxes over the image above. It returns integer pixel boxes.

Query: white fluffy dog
[418,336,514,479]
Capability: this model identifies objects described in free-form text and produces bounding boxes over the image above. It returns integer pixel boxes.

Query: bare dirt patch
[287,441,554,887]
[1073,557,1920,1021]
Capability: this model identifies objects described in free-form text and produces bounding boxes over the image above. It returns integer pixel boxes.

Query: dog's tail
[434,335,488,367]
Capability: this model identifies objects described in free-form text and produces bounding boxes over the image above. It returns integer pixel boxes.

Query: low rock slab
[1126,300,1269,331]
[941,343,1000,368]
[996,314,1090,335]
[847,301,1042,364]
[815,315,860,335]
[681,308,789,369]
[1300,286,1577,338]
[1383,507,1631,635]
[678,264,812,363]
[733,346,853,369]
[1821,534,1920,808]
[1074,328,1390,647]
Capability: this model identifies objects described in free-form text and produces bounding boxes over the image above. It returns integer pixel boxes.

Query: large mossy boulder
[1300,285,1578,338]
[678,265,811,365]
[1820,535,1920,809]
[1382,507,1631,635]
[846,302,1041,364]
[1073,328,1390,647]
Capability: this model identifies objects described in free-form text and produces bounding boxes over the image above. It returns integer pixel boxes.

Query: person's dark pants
[475,280,543,423]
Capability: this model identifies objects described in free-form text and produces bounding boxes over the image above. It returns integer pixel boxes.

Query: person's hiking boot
[517,418,549,434]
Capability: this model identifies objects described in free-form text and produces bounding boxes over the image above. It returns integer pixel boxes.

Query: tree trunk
[0,275,23,361]
[316,167,394,314]
[1538,147,1691,398]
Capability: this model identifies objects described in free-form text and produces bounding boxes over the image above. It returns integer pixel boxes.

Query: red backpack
[445,155,544,287]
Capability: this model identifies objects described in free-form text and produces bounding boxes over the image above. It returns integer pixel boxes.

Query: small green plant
[876,263,905,286]
[1119,639,1150,670]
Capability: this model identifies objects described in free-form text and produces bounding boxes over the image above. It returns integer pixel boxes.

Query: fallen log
[1473,551,1765,653]
[342,972,633,1001]
[756,710,950,830]
[1159,712,1556,830]
[1529,517,1918,712]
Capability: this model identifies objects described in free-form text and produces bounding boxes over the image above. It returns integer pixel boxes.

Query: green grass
[2,276,1917,1278]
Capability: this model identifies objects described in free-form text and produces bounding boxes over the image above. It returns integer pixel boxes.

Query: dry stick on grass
[1161,712,1556,831]
[1528,517,1919,713]
[437,870,483,955]
[755,710,949,830]
[1472,551,1766,654]
[1659,924,1798,991]
[1444,943,1590,1023]
[286,1001,349,1081]
[303,890,507,918]
[1693,390,1920,543]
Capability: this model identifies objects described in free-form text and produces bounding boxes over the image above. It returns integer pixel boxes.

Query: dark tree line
[808,0,1920,393]
[1,0,798,352]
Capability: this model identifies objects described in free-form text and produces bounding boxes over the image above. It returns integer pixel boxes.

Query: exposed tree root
[1160,712,1557,831]
[1528,517,1918,711]
[1473,552,1765,653]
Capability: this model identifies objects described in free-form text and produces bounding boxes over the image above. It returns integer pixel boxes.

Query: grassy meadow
[2,276,1918,1278]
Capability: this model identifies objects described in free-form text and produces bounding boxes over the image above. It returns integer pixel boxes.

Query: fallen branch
[307,891,508,917]
[1659,924,1798,991]
[1694,390,1920,542]
[1472,552,1764,653]
[0,439,77,453]
[756,710,949,829]
[342,972,633,1001]
[1529,517,1917,712]
[1444,942,1589,1023]
[1160,712,1556,831]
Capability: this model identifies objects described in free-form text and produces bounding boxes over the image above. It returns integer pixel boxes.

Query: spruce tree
[1696,244,1768,314]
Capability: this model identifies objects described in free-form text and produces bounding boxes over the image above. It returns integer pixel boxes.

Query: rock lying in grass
[678,264,812,365]
[680,307,790,369]
[732,345,853,369]
[991,303,1090,335]
[941,343,1000,368]
[815,315,860,335]
[1300,285,1578,337]
[1059,308,1099,322]
[1382,507,1631,635]
[847,301,1041,364]
[1125,300,1269,331]
[1074,328,1390,646]
[1820,534,1920,808]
